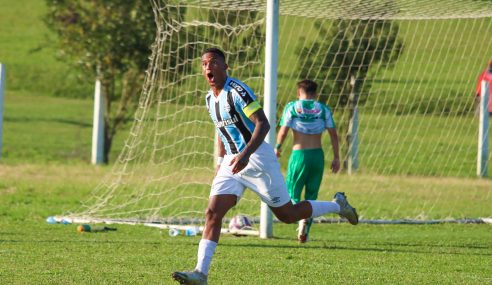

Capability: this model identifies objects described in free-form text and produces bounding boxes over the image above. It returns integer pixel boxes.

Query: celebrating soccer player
[172,48,358,285]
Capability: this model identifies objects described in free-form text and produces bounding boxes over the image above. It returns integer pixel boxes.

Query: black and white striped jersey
[205,77,262,155]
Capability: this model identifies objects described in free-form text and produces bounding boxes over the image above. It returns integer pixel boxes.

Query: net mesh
[63,0,492,226]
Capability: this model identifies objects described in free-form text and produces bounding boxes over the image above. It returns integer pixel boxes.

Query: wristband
[217,157,224,165]
[275,143,282,149]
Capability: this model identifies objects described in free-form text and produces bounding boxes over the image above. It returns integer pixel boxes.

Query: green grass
[1,164,491,284]
[2,91,128,164]
[0,0,91,97]
[1,223,490,284]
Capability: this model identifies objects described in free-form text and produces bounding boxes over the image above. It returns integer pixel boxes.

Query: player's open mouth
[207,72,214,81]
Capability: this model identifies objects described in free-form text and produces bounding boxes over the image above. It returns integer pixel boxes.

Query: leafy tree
[205,9,265,79]
[298,18,403,108]
[44,0,183,163]
[163,8,265,105]
[296,0,403,169]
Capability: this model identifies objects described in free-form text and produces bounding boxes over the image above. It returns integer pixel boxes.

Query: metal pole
[260,0,279,239]
[91,79,105,164]
[0,64,5,159]
[477,80,489,177]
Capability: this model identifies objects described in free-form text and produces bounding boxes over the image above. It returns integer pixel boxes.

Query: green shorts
[285,148,324,204]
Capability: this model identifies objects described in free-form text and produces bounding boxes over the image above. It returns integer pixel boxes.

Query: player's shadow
[219,239,492,257]
[0,238,161,246]
[4,116,92,127]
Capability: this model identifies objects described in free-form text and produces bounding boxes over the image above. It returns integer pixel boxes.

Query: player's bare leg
[270,200,312,223]
[201,194,237,241]
[172,194,237,285]
[270,193,358,226]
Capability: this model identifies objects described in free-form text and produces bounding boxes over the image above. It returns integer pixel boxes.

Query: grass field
[1,92,127,164]
[1,164,491,284]
[1,1,492,284]
[0,0,91,98]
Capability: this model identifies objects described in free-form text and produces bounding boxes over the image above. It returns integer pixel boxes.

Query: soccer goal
[56,0,492,236]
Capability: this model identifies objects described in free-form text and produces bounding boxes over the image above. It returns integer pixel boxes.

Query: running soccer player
[275,79,340,243]
[171,48,358,285]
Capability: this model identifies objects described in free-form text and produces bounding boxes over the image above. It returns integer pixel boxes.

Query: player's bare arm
[327,128,340,173]
[275,125,290,157]
[216,135,226,175]
[230,109,270,174]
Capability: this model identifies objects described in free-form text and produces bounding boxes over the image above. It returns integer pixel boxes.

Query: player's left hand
[331,158,340,173]
[230,153,250,174]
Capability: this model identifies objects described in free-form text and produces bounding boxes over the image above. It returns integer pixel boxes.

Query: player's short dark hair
[202,48,226,62]
[297,79,318,96]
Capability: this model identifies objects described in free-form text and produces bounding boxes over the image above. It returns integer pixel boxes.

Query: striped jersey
[206,77,262,155]
[279,99,335,134]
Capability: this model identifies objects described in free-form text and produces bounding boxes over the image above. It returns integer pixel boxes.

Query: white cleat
[172,270,208,285]
[333,192,359,225]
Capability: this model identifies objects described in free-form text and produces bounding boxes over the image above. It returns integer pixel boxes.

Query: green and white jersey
[279,99,335,134]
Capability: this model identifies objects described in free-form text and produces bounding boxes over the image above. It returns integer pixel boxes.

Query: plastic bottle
[77,224,117,233]
[77,224,92,232]
[46,216,57,224]
[184,226,198,236]
[61,218,72,225]
[168,228,180,237]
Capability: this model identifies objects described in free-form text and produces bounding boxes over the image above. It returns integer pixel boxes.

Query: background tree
[194,9,265,89]
[296,0,403,169]
[297,19,403,108]
[45,0,179,163]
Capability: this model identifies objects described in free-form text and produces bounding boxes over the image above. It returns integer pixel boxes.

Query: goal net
[60,0,492,229]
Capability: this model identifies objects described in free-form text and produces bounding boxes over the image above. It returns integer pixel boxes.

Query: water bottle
[46,216,57,224]
[168,228,180,237]
[77,224,92,233]
[61,218,72,225]
[77,224,117,233]
[184,227,198,236]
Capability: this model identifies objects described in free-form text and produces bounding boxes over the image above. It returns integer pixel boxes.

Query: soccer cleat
[297,219,309,243]
[172,270,208,285]
[333,192,359,225]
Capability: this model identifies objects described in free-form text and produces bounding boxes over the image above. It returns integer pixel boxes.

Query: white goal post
[91,79,105,165]
[477,80,489,177]
[0,63,5,159]
[260,0,279,238]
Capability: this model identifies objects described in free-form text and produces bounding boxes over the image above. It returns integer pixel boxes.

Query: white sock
[195,239,217,275]
[308,200,340,218]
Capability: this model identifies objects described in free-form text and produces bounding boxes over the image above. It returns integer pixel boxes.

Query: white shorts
[210,142,291,207]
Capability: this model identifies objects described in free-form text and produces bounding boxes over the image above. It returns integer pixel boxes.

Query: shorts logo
[271,196,281,204]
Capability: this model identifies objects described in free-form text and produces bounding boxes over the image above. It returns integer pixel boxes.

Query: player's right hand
[331,158,340,173]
